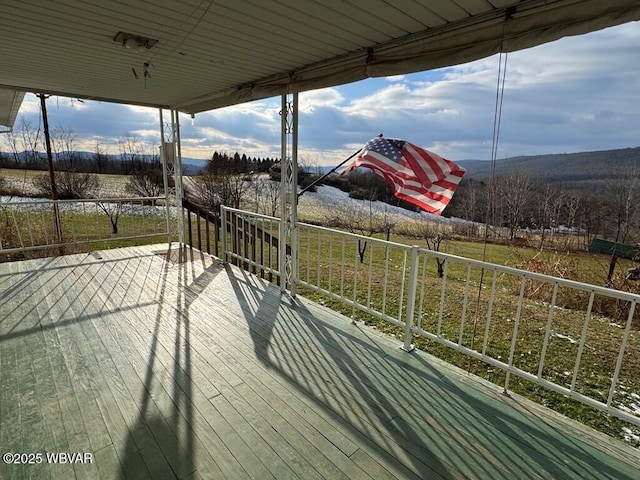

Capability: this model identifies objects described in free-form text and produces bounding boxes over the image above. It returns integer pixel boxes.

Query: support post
[39,93,62,245]
[401,246,420,352]
[159,109,171,245]
[279,92,299,295]
[172,110,185,252]
[160,109,185,260]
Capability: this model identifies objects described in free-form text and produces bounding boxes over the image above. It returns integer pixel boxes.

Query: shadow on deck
[1,244,638,479]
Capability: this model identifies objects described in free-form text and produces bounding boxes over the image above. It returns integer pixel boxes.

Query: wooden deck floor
[1,244,638,479]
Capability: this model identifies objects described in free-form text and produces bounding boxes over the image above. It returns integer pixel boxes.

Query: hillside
[458,146,640,190]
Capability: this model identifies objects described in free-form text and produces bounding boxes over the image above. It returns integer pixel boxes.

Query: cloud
[5,22,639,165]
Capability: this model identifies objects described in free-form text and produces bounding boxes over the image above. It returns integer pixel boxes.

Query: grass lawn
[291,224,640,447]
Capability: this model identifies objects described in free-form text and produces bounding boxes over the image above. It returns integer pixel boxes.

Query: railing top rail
[296,218,640,303]
[297,220,413,251]
[416,246,640,302]
[221,208,640,303]
[221,205,279,222]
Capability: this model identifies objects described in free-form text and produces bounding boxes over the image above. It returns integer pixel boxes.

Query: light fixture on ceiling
[113,31,158,52]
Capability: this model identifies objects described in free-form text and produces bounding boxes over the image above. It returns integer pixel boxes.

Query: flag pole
[297,133,383,198]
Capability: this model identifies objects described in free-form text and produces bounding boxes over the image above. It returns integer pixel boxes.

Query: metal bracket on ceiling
[113,31,159,51]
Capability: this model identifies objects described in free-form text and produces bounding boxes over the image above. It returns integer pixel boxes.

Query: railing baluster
[41,209,49,246]
[401,246,419,352]
[537,282,559,378]
[205,215,210,254]
[11,209,24,249]
[607,299,637,408]
[505,274,527,394]
[571,290,595,392]
[317,227,321,289]
[381,244,390,316]
[352,239,359,320]
[197,210,202,251]
[366,243,374,309]
[328,234,333,293]
[220,206,227,262]
[417,250,428,330]
[340,236,345,300]
[257,219,262,274]
[458,263,473,346]
[437,258,448,337]
[482,269,498,355]
[27,210,35,247]
[397,249,408,324]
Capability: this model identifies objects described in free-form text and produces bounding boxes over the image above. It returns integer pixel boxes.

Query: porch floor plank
[1,244,639,480]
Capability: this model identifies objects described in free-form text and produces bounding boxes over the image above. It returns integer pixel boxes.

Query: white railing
[0,197,170,255]
[221,208,640,429]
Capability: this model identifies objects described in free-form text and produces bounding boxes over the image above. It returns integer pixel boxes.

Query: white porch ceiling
[1,0,639,122]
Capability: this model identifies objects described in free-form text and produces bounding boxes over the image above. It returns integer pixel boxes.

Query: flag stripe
[339,137,466,215]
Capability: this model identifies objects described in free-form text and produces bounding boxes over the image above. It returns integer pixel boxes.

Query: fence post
[220,206,228,262]
[401,246,419,352]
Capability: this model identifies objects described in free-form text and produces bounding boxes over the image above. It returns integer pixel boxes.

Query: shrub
[125,169,168,197]
[32,171,100,199]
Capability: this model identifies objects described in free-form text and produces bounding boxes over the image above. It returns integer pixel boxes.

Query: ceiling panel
[1,0,638,118]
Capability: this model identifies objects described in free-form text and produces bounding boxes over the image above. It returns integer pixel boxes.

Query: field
[0,168,130,198]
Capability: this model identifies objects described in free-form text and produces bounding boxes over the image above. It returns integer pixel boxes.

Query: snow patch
[553,333,577,344]
[621,427,640,446]
[297,184,471,224]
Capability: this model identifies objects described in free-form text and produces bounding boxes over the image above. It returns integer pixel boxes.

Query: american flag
[339,137,466,215]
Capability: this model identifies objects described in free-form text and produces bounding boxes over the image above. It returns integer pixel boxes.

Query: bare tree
[125,170,166,198]
[118,136,146,173]
[412,220,450,277]
[92,142,108,174]
[251,176,280,217]
[32,171,100,199]
[325,197,395,263]
[602,168,640,283]
[98,202,122,234]
[493,171,536,240]
[604,170,640,244]
[452,178,485,236]
[51,126,78,170]
[533,184,563,250]
[195,172,251,215]
[2,118,42,167]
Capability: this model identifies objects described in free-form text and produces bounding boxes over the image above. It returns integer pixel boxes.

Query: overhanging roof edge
[0,84,172,112]
[174,0,640,115]
[0,90,25,130]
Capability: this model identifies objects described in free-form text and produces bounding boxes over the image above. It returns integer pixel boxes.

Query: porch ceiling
[1,0,639,123]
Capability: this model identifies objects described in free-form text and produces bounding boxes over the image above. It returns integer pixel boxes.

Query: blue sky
[6,21,640,167]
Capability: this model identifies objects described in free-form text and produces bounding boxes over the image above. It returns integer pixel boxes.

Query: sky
[6,21,640,167]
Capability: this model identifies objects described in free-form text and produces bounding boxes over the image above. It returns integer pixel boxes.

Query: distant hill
[457,147,640,190]
[0,150,208,176]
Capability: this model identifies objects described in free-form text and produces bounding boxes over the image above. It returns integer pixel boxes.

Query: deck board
[1,244,639,479]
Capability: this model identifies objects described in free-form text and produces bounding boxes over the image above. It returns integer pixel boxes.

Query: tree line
[3,119,638,250]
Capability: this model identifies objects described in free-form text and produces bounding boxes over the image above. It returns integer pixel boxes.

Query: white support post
[160,109,185,259]
[278,92,299,295]
[172,110,185,253]
[159,109,171,245]
[401,246,419,352]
